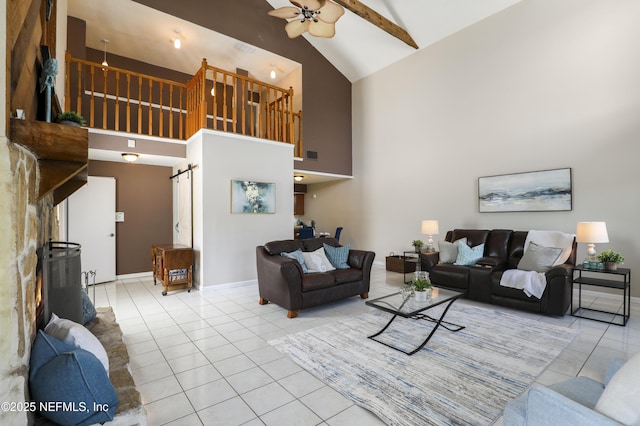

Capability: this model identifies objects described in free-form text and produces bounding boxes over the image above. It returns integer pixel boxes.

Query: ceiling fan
[268,0,418,48]
[268,0,345,39]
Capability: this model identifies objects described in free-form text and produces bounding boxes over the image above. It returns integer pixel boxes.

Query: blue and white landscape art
[478,168,572,212]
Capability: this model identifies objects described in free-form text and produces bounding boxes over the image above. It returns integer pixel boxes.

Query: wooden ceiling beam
[332,0,418,49]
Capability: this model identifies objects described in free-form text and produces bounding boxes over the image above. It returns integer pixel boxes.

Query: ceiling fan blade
[268,6,301,19]
[308,20,336,38]
[285,20,310,38]
[293,0,326,11]
[317,0,344,24]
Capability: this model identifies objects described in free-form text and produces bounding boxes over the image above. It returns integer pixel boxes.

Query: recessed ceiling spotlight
[172,30,182,49]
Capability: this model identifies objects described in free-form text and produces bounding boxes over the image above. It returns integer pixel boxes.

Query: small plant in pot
[413,278,432,301]
[597,250,624,271]
[56,111,86,127]
[412,240,424,253]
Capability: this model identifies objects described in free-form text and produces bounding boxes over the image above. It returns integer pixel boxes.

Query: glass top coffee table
[365,287,465,355]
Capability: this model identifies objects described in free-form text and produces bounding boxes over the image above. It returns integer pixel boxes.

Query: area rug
[269,302,579,426]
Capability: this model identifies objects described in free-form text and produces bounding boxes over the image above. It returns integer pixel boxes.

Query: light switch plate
[115,212,125,222]
[128,139,136,148]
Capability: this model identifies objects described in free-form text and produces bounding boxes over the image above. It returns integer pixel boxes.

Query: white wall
[185,130,294,286]
[307,0,640,296]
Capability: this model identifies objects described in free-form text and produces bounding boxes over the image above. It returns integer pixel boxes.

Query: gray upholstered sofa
[504,355,639,425]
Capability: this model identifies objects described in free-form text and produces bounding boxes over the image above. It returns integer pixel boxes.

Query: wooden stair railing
[65,53,302,153]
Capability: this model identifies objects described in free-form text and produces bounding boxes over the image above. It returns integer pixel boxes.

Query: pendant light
[101,39,109,67]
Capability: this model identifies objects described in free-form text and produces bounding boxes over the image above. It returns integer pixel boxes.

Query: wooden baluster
[102,67,108,129]
[179,87,184,139]
[240,78,246,135]
[249,81,255,138]
[169,85,174,138]
[297,110,303,157]
[223,74,228,131]
[126,74,131,133]
[232,75,237,134]
[115,71,120,131]
[148,79,153,136]
[159,82,164,137]
[89,66,95,128]
[288,87,295,145]
[212,70,218,130]
[137,76,142,134]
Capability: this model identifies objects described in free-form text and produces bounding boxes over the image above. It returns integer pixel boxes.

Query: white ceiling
[68,0,522,84]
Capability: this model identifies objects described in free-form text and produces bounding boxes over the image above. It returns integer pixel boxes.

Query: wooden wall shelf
[9,118,88,204]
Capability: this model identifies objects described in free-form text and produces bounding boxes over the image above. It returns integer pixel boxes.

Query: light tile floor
[91,266,640,425]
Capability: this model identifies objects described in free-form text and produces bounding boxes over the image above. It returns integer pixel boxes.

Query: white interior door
[67,176,116,284]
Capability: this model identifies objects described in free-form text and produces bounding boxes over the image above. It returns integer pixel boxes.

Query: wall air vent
[306,150,318,160]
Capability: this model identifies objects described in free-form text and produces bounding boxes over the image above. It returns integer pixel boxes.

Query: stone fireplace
[0,141,59,425]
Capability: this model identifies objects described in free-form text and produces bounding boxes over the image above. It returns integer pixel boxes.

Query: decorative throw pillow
[595,352,640,425]
[438,238,467,264]
[30,349,118,426]
[302,247,336,273]
[30,330,77,382]
[323,243,350,269]
[281,249,309,273]
[44,313,109,373]
[454,240,485,265]
[81,291,97,324]
[517,242,563,272]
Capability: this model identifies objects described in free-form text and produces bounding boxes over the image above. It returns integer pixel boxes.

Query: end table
[571,265,630,326]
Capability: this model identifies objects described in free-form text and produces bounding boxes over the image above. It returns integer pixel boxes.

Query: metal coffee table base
[368,297,465,355]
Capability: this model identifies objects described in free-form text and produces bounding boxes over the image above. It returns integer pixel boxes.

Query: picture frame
[478,168,572,213]
[231,180,276,214]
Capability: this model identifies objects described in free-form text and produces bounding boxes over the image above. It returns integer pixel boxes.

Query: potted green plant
[413,278,432,301]
[412,240,424,253]
[597,250,624,271]
[56,111,86,127]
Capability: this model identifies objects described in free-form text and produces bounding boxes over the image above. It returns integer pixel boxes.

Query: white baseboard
[116,271,153,280]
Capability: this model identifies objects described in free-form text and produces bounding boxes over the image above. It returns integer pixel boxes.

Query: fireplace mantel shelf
[9,118,88,205]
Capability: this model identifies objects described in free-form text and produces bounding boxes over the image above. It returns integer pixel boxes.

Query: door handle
[109,233,115,237]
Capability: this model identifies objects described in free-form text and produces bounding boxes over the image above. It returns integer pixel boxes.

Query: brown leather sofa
[256,237,375,318]
[421,229,576,316]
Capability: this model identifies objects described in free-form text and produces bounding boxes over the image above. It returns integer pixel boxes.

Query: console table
[152,244,193,296]
[571,265,630,326]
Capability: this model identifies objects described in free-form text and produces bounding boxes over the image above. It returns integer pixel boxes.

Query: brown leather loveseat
[421,229,576,316]
[256,237,375,318]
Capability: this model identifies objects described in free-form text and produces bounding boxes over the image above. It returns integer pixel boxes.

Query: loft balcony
[64,52,303,156]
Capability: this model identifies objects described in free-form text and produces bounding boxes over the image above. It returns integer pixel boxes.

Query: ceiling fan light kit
[269,0,344,39]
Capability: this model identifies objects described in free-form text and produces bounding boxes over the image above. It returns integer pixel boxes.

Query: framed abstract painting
[478,168,572,212]
[231,180,276,214]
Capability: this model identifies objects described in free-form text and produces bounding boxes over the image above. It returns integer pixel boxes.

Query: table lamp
[576,221,609,267]
[421,220,439,252]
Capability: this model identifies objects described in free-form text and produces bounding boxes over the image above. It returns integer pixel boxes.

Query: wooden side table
[152,244,193,296]
[571,265,631,326]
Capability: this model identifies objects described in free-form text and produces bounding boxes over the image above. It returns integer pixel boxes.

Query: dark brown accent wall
[132,0,352,176]
[89,160,173,275]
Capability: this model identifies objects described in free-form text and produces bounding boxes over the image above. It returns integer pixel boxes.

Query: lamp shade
[576,222,609,243]
[421,220,439,235]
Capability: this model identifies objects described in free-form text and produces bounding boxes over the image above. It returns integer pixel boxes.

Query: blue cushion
[454,241,485,265]
[30,349,118,426]
[323,244,350,269]
[29,330,77,382]
[281,249,309,273]
[81,292,97,324]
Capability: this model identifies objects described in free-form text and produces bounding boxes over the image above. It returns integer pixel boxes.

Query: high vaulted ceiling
[68,0,522,83]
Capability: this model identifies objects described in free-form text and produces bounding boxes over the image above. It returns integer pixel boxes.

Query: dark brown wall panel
[132,0,352,176]
[89,160,173,275]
